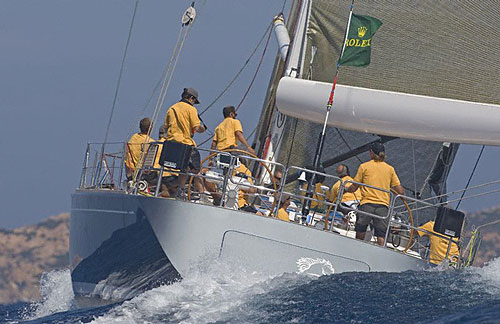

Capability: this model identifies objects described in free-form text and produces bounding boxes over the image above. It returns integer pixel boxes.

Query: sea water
[2,258,500,323]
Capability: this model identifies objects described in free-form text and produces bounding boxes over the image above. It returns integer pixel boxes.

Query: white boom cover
[276,77,500,145]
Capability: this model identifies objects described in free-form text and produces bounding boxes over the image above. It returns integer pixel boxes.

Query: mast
[255,0,311,182]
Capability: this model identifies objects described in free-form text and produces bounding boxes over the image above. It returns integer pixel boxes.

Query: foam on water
[11,258,500,323]
[90,260,311,324]
[471,257,500,288]
[89,257,500,324]
[24,269,75,320]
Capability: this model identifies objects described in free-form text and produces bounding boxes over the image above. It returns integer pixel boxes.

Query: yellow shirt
[277,207,290,222]
[164,101,200,146]
[353,160,400,206]
[301,182,325,209]
[418,221,460,265]
[214,118,243,150]
[153,138,175,178]
[125,133,153,173]
[234,164,253,208]
[329,176,362,203]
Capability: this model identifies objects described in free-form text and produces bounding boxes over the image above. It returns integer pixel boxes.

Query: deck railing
[78,142,483,267]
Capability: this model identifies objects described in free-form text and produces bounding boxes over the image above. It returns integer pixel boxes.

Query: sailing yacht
[70,0,500,303]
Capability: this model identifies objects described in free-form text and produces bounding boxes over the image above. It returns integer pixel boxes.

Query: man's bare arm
[193,125,206,134]
[235,130,255,155]
[211,140,216,150]
[345,183,360,193]
[391,185,405,196]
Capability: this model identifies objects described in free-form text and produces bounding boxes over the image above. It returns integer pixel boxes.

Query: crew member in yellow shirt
[211,105,255,155]
[346,142,405,246]
[329,164,362,208]
[277,196,291,222]
[164,88,206,198]
[125,117,153,179]
[417,221,460,265]
[234,161,259,213]
[301,170,326,211]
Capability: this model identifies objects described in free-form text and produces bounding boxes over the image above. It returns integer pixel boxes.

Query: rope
[199,22,273,117]
[236,23,273,112]
[456,145,485,209]
[97,0,139,184]
[335,128,363,163]
[133,4,197,181]
[411,139,419,219]
[197,21,274,148]
[281,0,288,13]
[125,75,163,140]
[103,0,139,146]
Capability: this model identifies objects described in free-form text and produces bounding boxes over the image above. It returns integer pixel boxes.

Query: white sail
[276,77,500,146]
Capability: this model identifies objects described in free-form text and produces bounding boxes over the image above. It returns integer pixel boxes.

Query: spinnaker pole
[301,0,355,216]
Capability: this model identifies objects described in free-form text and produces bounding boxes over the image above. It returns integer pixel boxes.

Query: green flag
[338,14,382,67]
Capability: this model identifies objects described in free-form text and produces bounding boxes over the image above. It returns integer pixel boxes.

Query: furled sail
[271,0,500,213]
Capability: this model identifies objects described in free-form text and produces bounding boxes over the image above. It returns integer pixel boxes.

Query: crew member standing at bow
[211,105,255,155]
[346,142,405,246]
[164,87,206,198]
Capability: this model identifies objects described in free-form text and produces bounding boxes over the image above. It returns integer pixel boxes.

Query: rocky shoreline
[0,213,69,304]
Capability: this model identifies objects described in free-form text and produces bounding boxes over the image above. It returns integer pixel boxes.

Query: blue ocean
[2,258,500,323]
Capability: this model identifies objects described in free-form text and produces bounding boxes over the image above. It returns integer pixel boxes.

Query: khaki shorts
[355,203,389,237]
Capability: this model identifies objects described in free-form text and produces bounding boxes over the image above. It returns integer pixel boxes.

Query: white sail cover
[276,77,500,145]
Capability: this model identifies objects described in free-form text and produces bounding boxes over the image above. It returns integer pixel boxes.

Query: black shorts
[355,203,389,237]
[188,147,201,173]
[240,205,258,214]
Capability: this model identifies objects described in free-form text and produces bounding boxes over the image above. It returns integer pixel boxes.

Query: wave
[14,257,500,323]
[23,269,75,320]
[90,259,311,323]
[90,257,500,324]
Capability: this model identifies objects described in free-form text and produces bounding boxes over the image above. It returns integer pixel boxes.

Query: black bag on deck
[433,206,465,238]
[158,141,192,172]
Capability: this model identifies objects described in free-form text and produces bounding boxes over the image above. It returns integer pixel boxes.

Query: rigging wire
[236,23,274,112]
[456,145,485,209]
[281,0,288,13]
[132,4,198,181]
[199,22,273,117]
[197,22,274,147]
[285,118,299,167]
[125,73,163,140]
[334,128,363,163]
[103,0,139,146]
[126,0,208,140]
[97,0,139,183]
[411,139,419,218]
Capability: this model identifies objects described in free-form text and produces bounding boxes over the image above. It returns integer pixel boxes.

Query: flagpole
[301,0,355,217]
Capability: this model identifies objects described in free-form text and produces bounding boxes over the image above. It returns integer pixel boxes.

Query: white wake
[24,269,75,320]
[90,260,308,324]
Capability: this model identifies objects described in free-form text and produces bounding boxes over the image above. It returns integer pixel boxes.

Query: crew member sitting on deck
[417,220,460,265]
[301,168,327,212]
[164,87,206,198]
[154,125,178,197]
[125,117,153,179]
[234,159,261,214]
[329,164,362,213]
[211,105,255,155]
[277,196,291,222]
[345,142,405,246]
